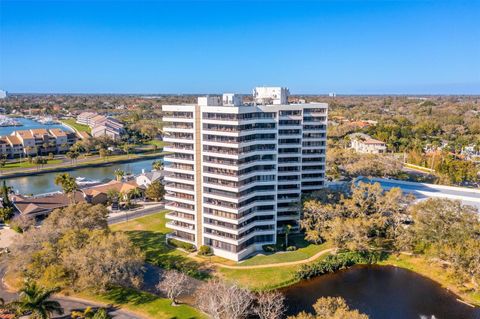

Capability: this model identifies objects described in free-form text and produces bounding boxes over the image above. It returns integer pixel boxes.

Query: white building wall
[163,90,328,261]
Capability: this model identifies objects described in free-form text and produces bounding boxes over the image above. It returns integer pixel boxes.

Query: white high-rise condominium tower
[163,87,328,261]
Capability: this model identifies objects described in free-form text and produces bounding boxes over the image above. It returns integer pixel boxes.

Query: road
[107,203,165,225]
[0,260,142,319]
[357,177,480,211]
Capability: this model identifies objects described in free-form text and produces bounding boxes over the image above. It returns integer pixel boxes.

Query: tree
[122,144,132,158]
[61,230,144,291]
[1,180,12,208]
[106,189,121,206]
[152,160,163,171]
[288,296,368,319]
[99,148,108,161]
[145,180,164,202]
[44,203,109,232]
[0,158,6,175]
[405,198,480,290]
[0,207,14,223]
[54,173,78,203]
[11,281,64,319]
[254,291,285,319]
[196,280,254,319]
[92,308,111,319]
[283,224,292,247]
[156,270,191,305]
[301,182,412,252]
[114,169,125,181]
[128,187,142,202]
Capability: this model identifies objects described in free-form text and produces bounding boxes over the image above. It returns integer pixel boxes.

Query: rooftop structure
[162,86,328,261]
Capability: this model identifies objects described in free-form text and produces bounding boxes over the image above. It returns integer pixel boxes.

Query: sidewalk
[108,201,165,225]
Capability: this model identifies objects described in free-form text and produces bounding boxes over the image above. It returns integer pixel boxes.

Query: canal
[3,157,163,195]
[282,265,480,319]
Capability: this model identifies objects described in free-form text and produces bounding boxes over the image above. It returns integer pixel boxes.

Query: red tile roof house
[82,180,140,205]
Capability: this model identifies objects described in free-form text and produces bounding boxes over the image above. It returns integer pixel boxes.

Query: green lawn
[238,236,331,266]
[147,139,166,148]
[218,265,301,291]
[111,211,209,279]
[61,118,91,133]
[1,159,63,170]
[79,287,205,319]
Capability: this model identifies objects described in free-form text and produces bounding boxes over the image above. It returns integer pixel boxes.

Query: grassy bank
[0,151,166,178]
[380,253,480,306]
[1,159,62,171]
[77,288,205,319]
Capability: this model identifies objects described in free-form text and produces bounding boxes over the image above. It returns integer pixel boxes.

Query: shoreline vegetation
[4,210,479,319]
[0,150,167,179]
[110,211,480,307]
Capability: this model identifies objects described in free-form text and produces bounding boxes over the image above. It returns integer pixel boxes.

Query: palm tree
[123,144,132,158]
[283,224,292,248]
[11,281,63,319]
[128,187,142,205]
[54,173,79,204]
[152,160,163,171]
[114,169,125,181]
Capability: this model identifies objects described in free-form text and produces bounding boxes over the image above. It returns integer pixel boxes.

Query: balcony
[167,221,196,234]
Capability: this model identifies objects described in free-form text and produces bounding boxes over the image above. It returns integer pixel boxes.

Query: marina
[0,117,69,136]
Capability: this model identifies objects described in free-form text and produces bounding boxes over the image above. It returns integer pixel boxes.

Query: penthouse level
[163,86,328,261]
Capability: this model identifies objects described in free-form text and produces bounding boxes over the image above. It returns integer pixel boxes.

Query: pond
[282,265,480,319]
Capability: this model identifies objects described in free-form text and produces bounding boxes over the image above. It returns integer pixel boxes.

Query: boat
[75,177,101,187]
[0,115,22,127]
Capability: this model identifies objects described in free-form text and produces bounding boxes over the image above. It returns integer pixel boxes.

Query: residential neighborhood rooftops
[11,191,86,216]
[82,180,139,197]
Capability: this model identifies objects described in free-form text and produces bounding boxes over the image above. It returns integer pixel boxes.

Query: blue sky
[0,0,479,94]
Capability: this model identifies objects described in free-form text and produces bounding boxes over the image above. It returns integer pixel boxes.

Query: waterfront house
[82,180,140,205]
[11,191,85,219]
[135,169,164,187]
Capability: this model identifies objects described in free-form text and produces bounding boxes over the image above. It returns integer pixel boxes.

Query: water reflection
[2,158,162,195]
[282,265,480,319]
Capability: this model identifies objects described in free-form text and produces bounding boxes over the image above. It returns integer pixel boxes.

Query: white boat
[75,177,101,186]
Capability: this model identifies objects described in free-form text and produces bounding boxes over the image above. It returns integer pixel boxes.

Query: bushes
[262,244,277,253]
[295,251,387,280]
[198,245,213,256]
[286,246,297,251]
[167,238,196,252]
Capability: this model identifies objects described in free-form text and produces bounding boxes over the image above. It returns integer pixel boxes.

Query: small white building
[350,133,386,154]
[136,170,164,187]
[0,90,7,99]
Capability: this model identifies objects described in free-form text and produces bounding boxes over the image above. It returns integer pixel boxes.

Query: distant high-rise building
[0,90,7,99]
[162,87,328,261]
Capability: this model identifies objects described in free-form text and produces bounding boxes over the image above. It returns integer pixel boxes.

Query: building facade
[77,112,124,140]
[163,87,328,261]
[349,133,386,154]
[0,128,77,158]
